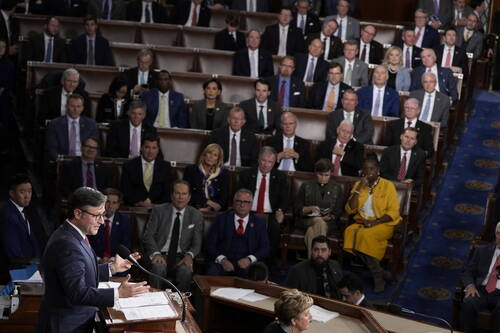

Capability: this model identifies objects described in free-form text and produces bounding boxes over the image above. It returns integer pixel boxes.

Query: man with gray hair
[121,48,158,95]
[37,187,150,333]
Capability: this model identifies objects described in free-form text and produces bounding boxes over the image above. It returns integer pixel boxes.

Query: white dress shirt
[336,16,347,41]
[185,2,200,27]
[371,85,385,116]
[1,10,10,41]
[215,214,257,263]
[343,110,355,123]
[43,33,54,62]
[246,0,256,12]
[160,207,186,253]
[414,26,425,48]
[400,146,412,174]
[359,41,371,64]
[278,135,296,171]
[60,89,72,116]
[278,25,289,56]
[441,45,455,67]
[481,248,500,290]
[332,139,346,175]
[303,55,318,82]
[141,156,155,176]
[154,91,171,128]
[297,14,307,30]
[225,129,242,167]
[420,90,436,122]
[403,45,413,67]
[249,49,259,78]
[320,32,331,60]
[256,100,268,128]
[11,200,30,234]
[137,70,149,86]
[129,122,142,156]
[405,117,417,128]
[251,170,272,213]
[322,82,340,111]
[141,1,153,23]
[67,116,81,156]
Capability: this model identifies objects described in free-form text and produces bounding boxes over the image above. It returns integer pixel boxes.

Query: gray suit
[417,0,452,28]
[189,99,229,131]
[142,203,203,291]
[456,26,484,59]
[325,108,374,144]
[325,15,360,40]
[333,56,369,87]
[87,0,126,19]
[409,89,449,130]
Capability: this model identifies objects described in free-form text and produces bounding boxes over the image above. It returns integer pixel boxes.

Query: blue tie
[421,94,432,121]
[44,38,53,63]
[281,138,293,171]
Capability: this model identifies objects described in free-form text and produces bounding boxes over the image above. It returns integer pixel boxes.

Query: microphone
[382,303,453,333]
[116,245,187,322]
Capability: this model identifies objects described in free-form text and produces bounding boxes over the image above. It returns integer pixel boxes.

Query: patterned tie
[69,120,78,155]
[360,44,367,63]
[230,133,237,165]
[191,4,197,26]
[256,174,266,214]
[145,4,152,23]
[405,47,411,68]
[44,38,53,63]
[421,93,432,121]
[130,127,139,156]
[397,152,407,181]
[345,63,353,86]
[103,219,112,258]
[281,138,293,171]
[167,212,181,271]
[373,89,382,116]
[325,87,336,112]
[87,39,95,65]
[258,105,265,129]
[444,48,452,68]
[143,161,153,191]
[278,79,286,106]
[305,57,315,82]
[86,163,94,188]
[236,219,245,235]
[485,254,500,293]
[332,143,344,175]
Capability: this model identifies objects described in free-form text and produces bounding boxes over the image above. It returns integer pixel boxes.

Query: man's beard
[312,257,327,270]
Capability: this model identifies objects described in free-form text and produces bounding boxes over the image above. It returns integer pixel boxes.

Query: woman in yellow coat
[343,156,401,293]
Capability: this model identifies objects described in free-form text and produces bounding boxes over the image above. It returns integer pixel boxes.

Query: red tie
[83,236,91,247]
[191,5,197,26]
[397,152,407,181]
[444,48,452,68]
[236,219,245,235]
[427,67,432,73]
[332,143,344,176]
[415,28,422,42]
[103,219,112,258]
[278,80,286,106]
[407,121,412,128]
[486,255,500,293]
[86,163,94,188]
[256,174,267,214]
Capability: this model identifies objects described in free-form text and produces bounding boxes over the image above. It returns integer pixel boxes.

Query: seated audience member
[0,0,18,54]
[38,68,91,124]
[308,62,351,111]
[189,78,229,130]
[96,76,131,123]
[383,46,412,91]
[325,89,374,144]
[88,188,132,263]
[292,0,321,36]
[142,180,203,291]
[237,146,288,262]
[306,20,343,62]
[412,9,440,49]
[121,49,158,96]
[233,30,274,78]
[214,14,246,51]
[333,40,369,87]
[357,24,384,64]
[418,0,452,29]
[436,27,469,79]
[24,16,67,64]
[452,0,473,28]
[239,79,282,134]
[261,7,305,56]
[230,0,268,11]
[293,38,329,83]
[69,16,113,66]
[120,134,171,207]
[343,156,402,293]
[285,235,344,298]
[460,221,500,333]
[384,98,435,158]
[395,27,423,69]
[265,112,312,172]
[325,0,360,41]
[126,0,168,23]
[105,101,157,158]
[183,143,229,212]
[248,261,270,282]
[323,0,357,16]
[87,0,126,20]
[380,127,426,187]
[268,56,306,108]
[294,159,343,257]
[263,289,313,333]
[142,70,188,128]
[46,94,98,161]
[357,66,400,117]
[170,0,210,27]
[210,107,258,167]
[316,120,364,177]
[47,0,86,17]
[338,274,374,308]
[410,48,458,102]
[471,0,487,31]
[409,72,450,130]
[205,189,270,278]
[456,12,484,59]
[59,136,113,197]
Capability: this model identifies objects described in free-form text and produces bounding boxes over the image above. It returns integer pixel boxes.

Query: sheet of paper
[98,281,121,289]
[118,291,169,309]
[13,270,43,283]
[122,305,177,320]
[239,292,269,302]
[211,287,255,300]
[310,305,339,323]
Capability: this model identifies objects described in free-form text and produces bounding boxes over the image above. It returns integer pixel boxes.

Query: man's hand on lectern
[118,274,150,298]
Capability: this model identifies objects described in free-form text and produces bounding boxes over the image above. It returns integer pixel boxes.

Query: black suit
[39,86,91,124]
[69,34,114,66]
[105,119,157,158]
[265,134,312,172]
[357,39,384,64]
[380,145,426,186]
[394,43,423,68]
[384,119,434,158]
[24,33,67,63]
[316,138,364,177]
[306,33,343,60]
[261,24,305,56]
[232,48,274,78]
[308,81,352,110]
[291,13,321,36]
[435,44,469,80]
[0,12,18,47]
[293,53,329,83]
[59,157,113,198]
[267,75,305,108]
[170,0,210,27]
[325,108,374,144]
[210,126,258,167]
[359,297,374,309]
[214,28,245,51]
[238,98,282,134]
[126,0,168,23]
[120,156,171,205]
[95,94,130,123]
[120,67,158,91]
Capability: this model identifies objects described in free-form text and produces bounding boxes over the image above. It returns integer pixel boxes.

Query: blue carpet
[393,90,500,325]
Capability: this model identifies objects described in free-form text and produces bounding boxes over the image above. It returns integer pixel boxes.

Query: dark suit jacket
[293,53,329,83]
[37,222,114,333]
[357,85,400,117]
[239,98,282,134]
[170,0,210,27]
[47,0,87,17]
[306,33,343,60]
[121,67,158,91]
[69,34,114,66]
[105,119,157,158]
[214,28,246,51]
[183,164,229,210]
[59,157,113,197]
[120,156,172,205]
[95,94,130,123]
[210,126,258,167]
[265,134,312,172]
[409,89,450,129]
[384,119,434,157]
[142,89,188,128]
[462,243,498,288]
[24,33,67,63]
[126,0,168,23]
[394,43,423,68]
[189,99,229,130]
[410,65,458,102]
[291,13,321,36]
[88,211,132,258]
[316,138,364,177]
[237,168,289,212]
[357,39,384,64]
[435,44,469,80]
[0,12,18,46]
[230,0,268,11]
[380,145,426,186]
[326,108,374,144]
[87,0,126,20]
[308,81,351,110]
[39,86,92,124]
[232,48,274,78]
[261,24,305,56]
[412,25,440,49]
[268,75,305,108]
[205,210,270,262]
[262,322,287,333]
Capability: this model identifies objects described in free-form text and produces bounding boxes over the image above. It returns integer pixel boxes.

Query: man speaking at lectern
[37,187,150,333]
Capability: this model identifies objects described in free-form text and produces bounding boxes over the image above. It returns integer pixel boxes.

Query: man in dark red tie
[461,222,500,333]
[267,56,305,108]
[205,189,270,277]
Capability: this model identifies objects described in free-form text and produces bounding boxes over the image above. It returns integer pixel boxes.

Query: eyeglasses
[234,200,253,205]
[79,208,106,220]
[82,145,98,150]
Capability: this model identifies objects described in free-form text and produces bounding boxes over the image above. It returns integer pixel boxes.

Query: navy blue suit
[88,212,132,259]
[37,222,114,333]
[356,85,400,117]
[410,66,458,102]
[141,89,188,128]
[412,25,440,49]
[69,34,114,66]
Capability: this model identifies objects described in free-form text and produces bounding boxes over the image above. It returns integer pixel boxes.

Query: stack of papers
[118,291,169,309]
[115,291,177,321]
[211,288,269,302]
[122,305,176,320]
[98,281,121,289]
[309,305,339,323]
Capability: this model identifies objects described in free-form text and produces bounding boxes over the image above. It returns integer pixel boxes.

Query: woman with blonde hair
[262,289,313,333]
[383,46,411,91]
[183,143,229,212]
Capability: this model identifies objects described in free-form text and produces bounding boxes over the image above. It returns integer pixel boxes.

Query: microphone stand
[399,308,454,333]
